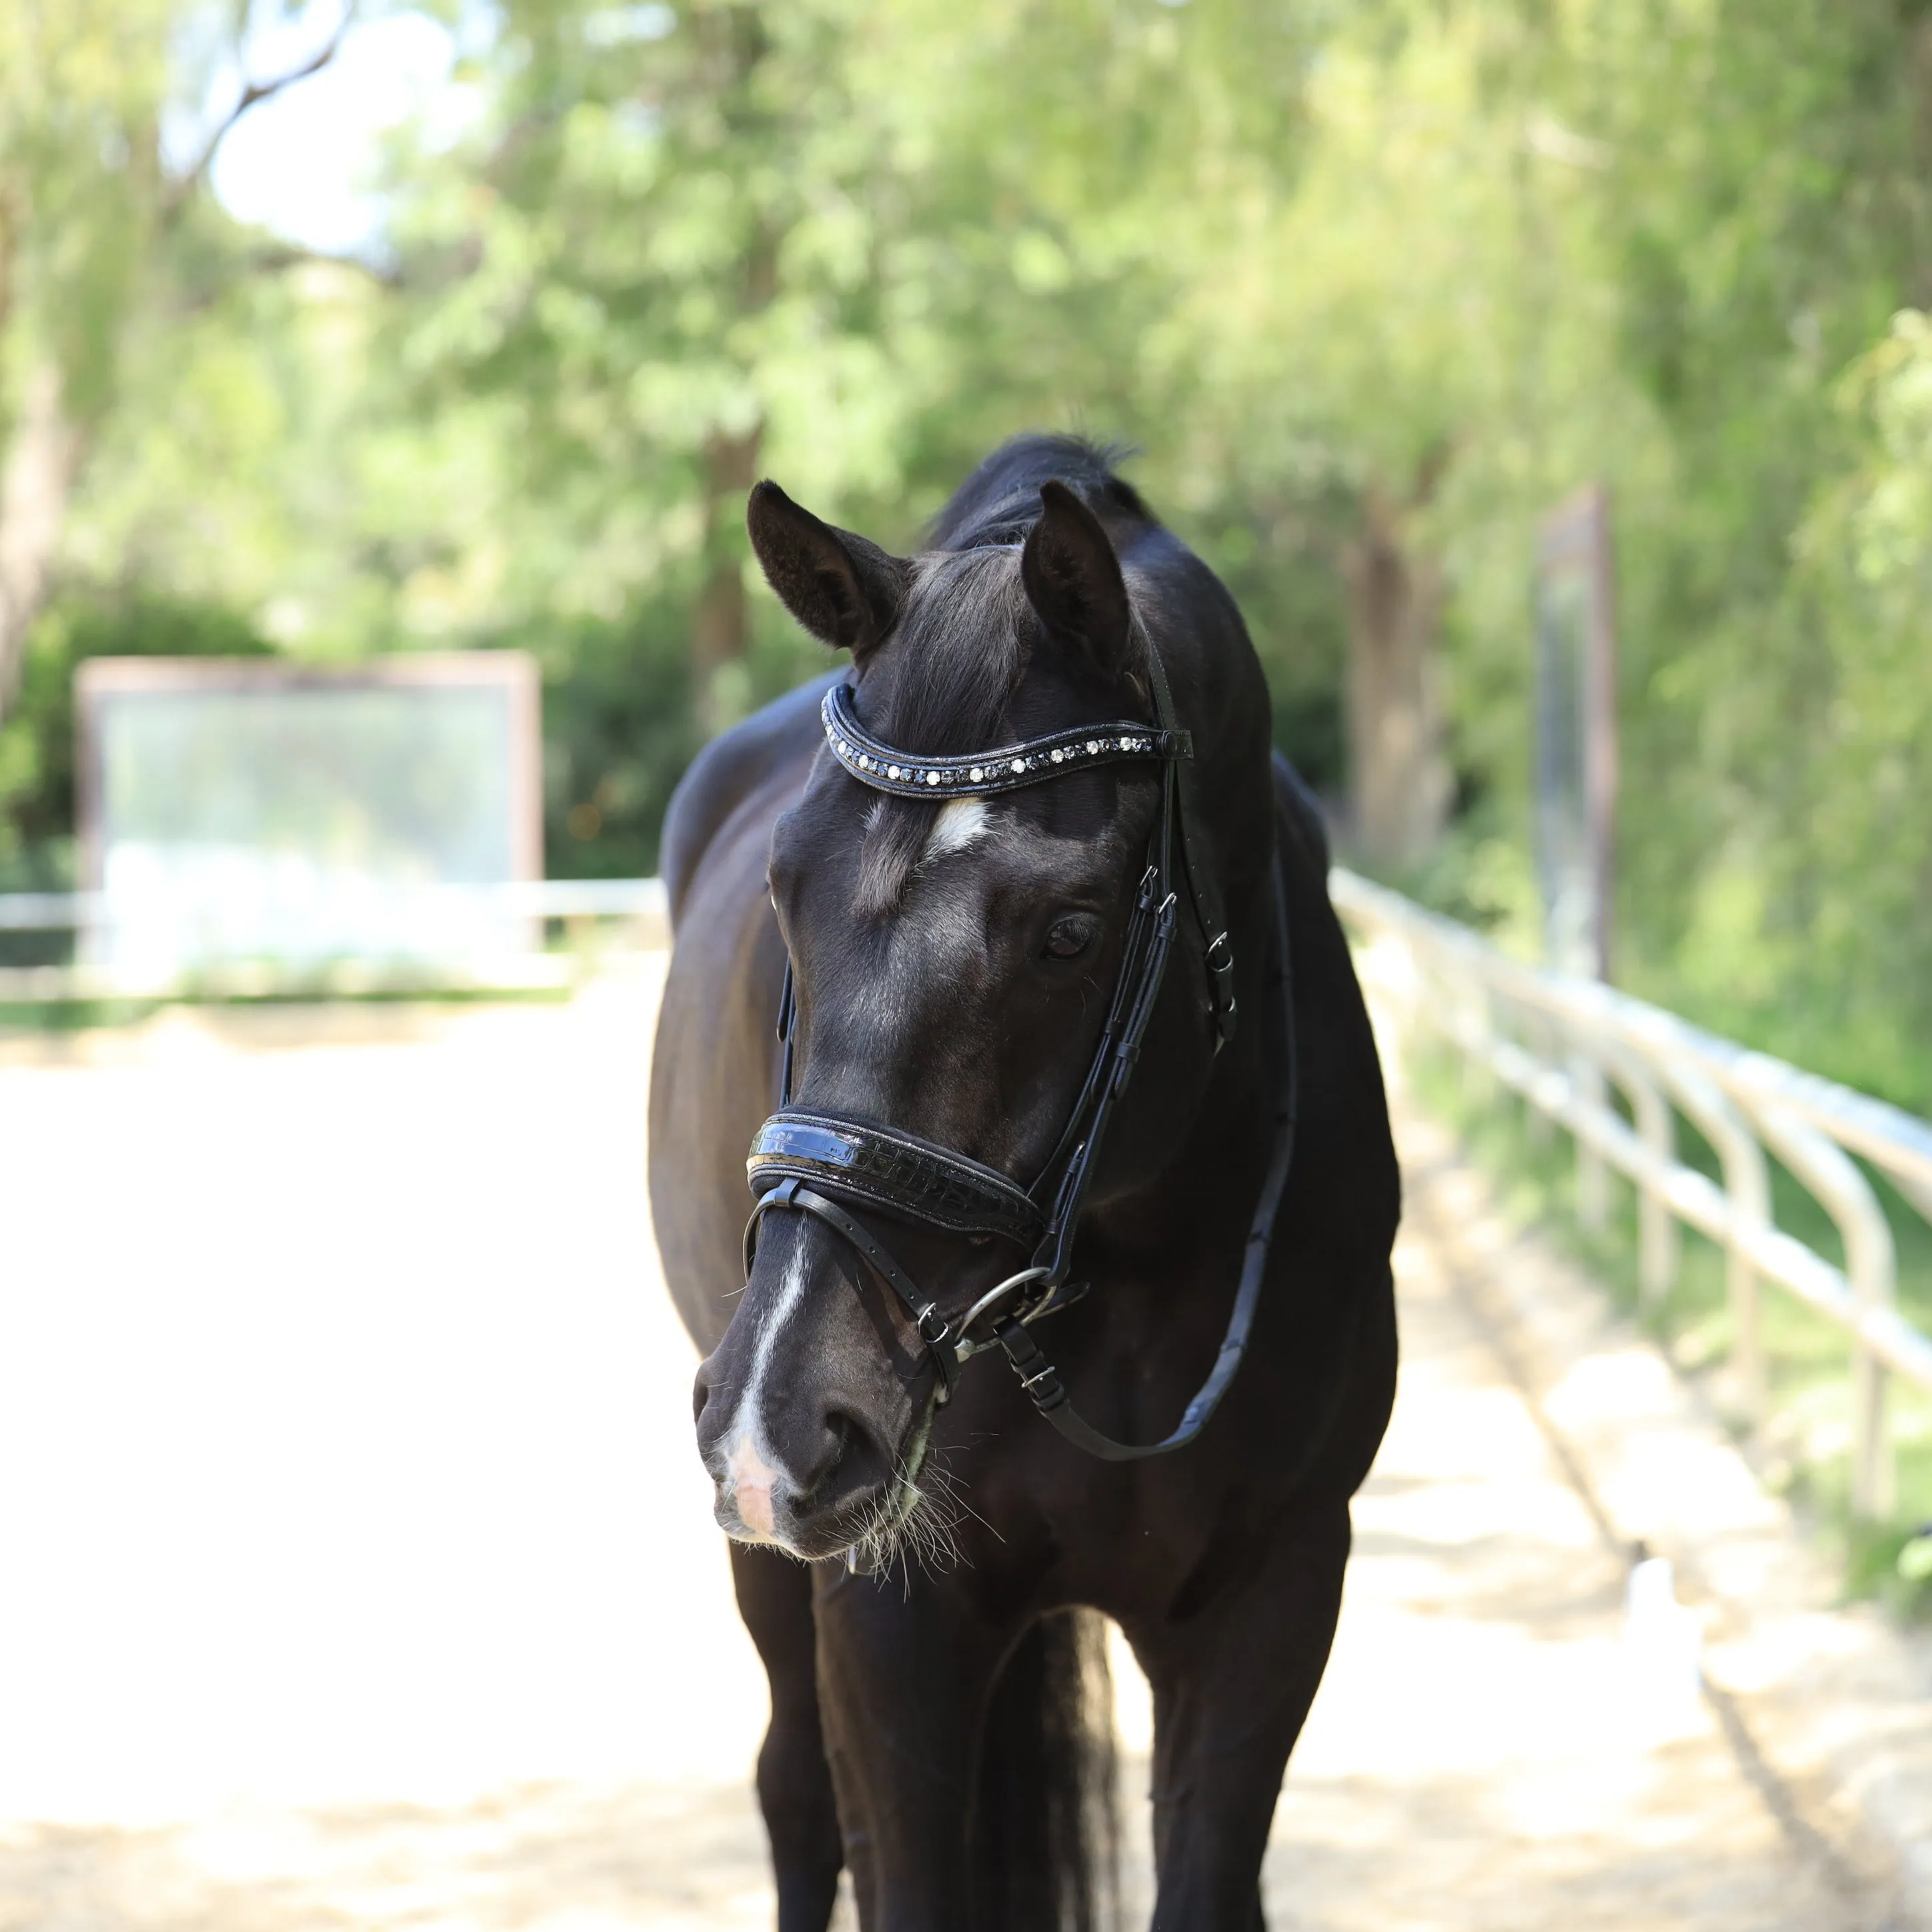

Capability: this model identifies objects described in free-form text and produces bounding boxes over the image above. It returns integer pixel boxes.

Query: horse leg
[1129,1497,1352,1932]
[810,1563,1007,1932]
[729,1542,844,1932]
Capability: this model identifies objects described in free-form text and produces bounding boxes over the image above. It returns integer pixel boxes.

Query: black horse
[649,436,1398,1931]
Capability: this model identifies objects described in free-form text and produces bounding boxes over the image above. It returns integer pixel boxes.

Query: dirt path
[1252,1128,1887,1931]
[0,978,1907,1928]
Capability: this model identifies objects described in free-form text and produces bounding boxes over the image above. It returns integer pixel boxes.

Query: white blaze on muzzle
[717,1240,810,1539]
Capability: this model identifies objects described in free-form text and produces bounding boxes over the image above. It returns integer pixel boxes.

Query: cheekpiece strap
[821,682,1188,800]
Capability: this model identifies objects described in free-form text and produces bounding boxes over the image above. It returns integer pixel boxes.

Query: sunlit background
[3,2,1932,1925]
[5,0,1929,1100]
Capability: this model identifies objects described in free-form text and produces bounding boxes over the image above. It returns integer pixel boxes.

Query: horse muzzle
[693,1218,939,1559]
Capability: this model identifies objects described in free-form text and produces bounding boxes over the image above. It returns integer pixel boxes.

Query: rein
[741,645,1298,1461]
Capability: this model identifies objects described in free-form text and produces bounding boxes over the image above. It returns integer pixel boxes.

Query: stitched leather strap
[748,1111,1043,1246]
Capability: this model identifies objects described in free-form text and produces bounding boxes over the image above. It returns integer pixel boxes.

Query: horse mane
[926,433,1152,552]
[870,433,1156,756]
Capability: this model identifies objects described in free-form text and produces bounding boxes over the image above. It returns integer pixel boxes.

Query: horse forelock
[849,546,1032,919]
[837,434,1159,921]
[875,548,1032,753]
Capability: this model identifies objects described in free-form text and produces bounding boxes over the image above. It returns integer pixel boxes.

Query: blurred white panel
[76,656,542,973]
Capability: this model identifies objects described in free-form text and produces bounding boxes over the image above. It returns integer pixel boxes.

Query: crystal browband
[820,682,1190,800]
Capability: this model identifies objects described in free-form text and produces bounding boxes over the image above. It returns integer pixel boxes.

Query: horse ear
[747,480,910,658]
[1020,479,1134,681]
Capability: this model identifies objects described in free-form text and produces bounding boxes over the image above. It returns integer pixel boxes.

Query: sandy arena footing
[1,972,1926,1929]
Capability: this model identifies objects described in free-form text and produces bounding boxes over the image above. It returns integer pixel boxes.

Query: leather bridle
[742,644,1298,1461]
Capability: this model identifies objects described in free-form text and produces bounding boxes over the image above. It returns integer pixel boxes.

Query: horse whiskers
[844,1448,968,1587]
[918,1451,1004,1544]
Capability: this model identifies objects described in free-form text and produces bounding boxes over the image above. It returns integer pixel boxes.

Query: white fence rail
[1331,866,1932,1519]
[0,879,669,1000]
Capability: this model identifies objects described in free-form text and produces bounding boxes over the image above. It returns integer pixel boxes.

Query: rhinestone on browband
[820,683,1190,799]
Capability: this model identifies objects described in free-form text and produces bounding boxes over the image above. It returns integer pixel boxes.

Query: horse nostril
[808,1410,851,1491]
[804,1406,887,1501]
[793,1408,856,1499]
[692,1366,714,1430]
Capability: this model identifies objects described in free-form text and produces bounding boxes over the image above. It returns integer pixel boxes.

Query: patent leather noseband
[742,644,1298,1461]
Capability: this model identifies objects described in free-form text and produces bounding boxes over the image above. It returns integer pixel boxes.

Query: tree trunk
[689,210,776,728]
[1342,483,1451,869]
[686,5,776,722]
[0,361,77,718]
[691,419,762,688]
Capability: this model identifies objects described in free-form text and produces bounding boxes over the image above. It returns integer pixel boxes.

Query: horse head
[690,460,1272,1561]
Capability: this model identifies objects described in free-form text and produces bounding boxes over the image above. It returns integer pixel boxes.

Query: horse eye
[1044,916,1098,961]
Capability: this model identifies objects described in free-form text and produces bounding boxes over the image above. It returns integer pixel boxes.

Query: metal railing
[1331,866,1932,1519]
[0,878,670,1000]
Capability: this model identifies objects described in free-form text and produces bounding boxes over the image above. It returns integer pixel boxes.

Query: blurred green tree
[1465,0,1932,1101]
[0,0,369,716]
[379,0,1334,858]
[7,0,1932,1109]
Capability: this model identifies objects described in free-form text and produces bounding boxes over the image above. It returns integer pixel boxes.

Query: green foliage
[521,602,700,881]
[68,251,520,658]
[370,0,1354,842]
[1738,308,1932,1110]
[0,0,176,413]
[1501,0,1932,1112]
[5,0,1932,1116]
[498,587,808,880]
